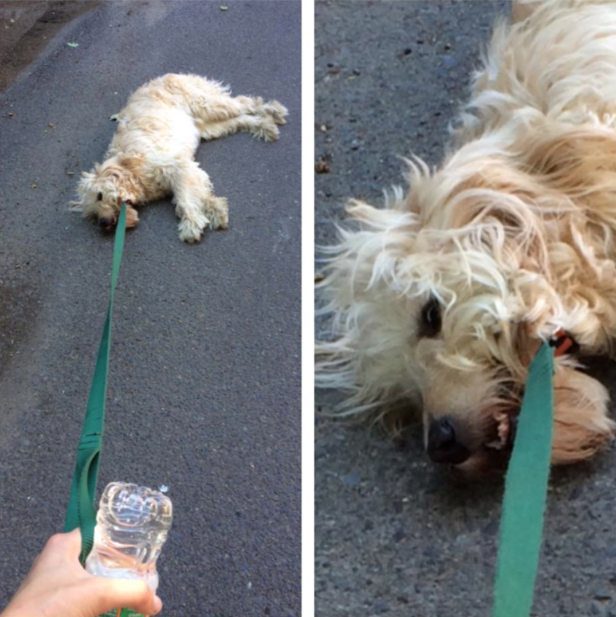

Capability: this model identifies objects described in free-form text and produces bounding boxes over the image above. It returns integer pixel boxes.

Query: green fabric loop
[64,204,127,565]
[492,342,554,617]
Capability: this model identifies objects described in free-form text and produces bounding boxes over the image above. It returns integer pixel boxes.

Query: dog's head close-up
[71,155,143,231]
[318,140,616,472]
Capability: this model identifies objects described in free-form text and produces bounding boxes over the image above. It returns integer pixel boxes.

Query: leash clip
[549,328,579,357]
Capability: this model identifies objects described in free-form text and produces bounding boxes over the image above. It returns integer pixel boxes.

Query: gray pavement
[0,2,300,616]
[0,1,99,91]
[316,2,616,616]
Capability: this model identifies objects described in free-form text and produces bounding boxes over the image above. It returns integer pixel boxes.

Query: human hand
[1,529,162,617]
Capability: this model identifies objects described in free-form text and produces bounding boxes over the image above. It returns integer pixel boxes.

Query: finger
[37,530,83,567]
[93,578,162,616]
[63,528,84,561]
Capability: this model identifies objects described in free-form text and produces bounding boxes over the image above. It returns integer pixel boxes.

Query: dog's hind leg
[189,89,288,141]
[171,161,228,243]
[190,90,287,122]
[163,74,288,127]
[199,113,282,142]
[194,98,287,142]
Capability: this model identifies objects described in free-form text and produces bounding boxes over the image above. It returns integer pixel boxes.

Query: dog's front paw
[205,196,229,230]
[178,214,209,243]
[264,100,288,125]
[552,367,615,464]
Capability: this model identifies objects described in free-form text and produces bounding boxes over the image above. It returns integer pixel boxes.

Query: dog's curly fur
[317,0,616,469]
[71,73,287,242]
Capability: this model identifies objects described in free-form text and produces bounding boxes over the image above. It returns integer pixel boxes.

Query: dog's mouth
[485,408,519,451]
[466,386,524,471]
[98,216,117,233]
[456,410,520,473]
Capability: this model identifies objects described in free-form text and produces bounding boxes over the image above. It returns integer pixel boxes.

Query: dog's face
[394,263,527,470]
[72,160,140,231]
[319,151,614,470]
[328,221,526,470]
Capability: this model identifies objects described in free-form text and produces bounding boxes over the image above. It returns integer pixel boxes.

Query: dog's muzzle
[99,216,117,232]
[426,417,471,465]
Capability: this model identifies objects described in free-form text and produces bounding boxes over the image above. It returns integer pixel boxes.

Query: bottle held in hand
[85,482,173,617]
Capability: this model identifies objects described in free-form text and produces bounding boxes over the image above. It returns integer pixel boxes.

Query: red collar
[549,328,579,357]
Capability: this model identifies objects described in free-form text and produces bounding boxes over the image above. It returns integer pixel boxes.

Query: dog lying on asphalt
[318,0,616,470]
[71,73,287,242]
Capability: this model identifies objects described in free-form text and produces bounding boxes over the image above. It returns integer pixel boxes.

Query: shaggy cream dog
[71,73,287,242]
[318,0,616,470]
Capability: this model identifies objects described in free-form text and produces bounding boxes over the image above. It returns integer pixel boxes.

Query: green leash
[64,204,127,565]
[492,342,554,617]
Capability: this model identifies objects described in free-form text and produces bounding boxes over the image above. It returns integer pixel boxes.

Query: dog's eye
[419,298,442,338]
[97,192,103,201]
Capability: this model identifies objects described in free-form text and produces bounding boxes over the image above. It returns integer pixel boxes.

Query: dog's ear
[405,153,550,251]
[101,166,121,181]
[117,153,145,175]
[440,161,547,229]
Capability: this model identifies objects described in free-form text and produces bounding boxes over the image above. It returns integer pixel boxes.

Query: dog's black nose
[99,217,115,230]
[427,418,470,464]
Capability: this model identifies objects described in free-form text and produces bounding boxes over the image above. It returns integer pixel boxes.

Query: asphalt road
[0,2,300,616]
[316,2,616,617]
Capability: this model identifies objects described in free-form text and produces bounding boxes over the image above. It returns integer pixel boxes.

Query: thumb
[91,578,162,616]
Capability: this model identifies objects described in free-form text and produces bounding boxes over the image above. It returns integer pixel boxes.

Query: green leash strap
[492,342,554,617]
[64,204,127,565]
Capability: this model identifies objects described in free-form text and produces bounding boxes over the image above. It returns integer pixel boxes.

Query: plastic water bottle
[85,482,173,617]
